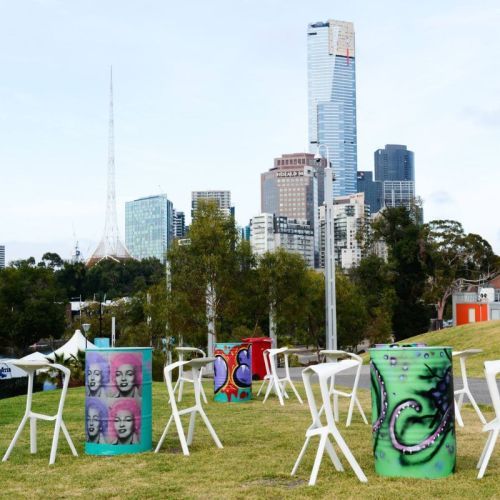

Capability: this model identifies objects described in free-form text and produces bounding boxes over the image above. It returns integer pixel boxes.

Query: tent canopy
[46,329,96,361]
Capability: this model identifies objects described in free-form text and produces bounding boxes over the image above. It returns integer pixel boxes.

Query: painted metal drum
[213,342,252,402]
[369,346,456,478]
[85,347,152,455]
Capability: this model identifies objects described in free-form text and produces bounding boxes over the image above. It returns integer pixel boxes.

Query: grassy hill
[393,320,500,378]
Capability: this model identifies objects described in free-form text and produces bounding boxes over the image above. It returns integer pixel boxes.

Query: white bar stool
[171,347,208,404]
[256,346,273,398]
[291,361,368,485]
[477,359,500,479]
[320,350,368,427]
[453,349,486,427]
[262,347,303,406]
[155,358,223,456]
[2,360,78,465]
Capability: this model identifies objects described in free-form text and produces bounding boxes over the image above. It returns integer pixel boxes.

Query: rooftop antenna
[87,66,131,266]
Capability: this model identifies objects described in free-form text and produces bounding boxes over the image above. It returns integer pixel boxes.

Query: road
[277,365,496,405]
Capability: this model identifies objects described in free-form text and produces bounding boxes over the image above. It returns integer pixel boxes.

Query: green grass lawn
[363,320,500,378]
[0,381,498,499]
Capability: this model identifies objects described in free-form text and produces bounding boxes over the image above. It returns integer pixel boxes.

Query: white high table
[2,360,78,465]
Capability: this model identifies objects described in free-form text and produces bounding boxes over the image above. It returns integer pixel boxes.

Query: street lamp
[82,323,91,349]
[315,144,337,350]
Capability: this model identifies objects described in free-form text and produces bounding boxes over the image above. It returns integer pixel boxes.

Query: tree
[424,220,499,321]
[335,272,369,350]
[167,200,249,348]
[257,248,310,344]
[0,265,66,354]
[350,254,395,345]
[373,206,431,340]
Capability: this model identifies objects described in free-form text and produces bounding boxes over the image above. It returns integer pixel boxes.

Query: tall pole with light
[314,144,337,350]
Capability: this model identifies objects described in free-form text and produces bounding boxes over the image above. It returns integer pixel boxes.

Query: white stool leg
[60,420,78,456]
[287,379,303,404]
[291,436,311,475]
[331,426,368,482]
[30,417,37,454]
[466,390,487,424]
[325,436,344,471]
[309,432,327,486]
[455,399,464,428]
[2,415,29,462]
[477,430,494,469]
[49,417,62,465]
[257,378,267,396]
[187,411,196,446]
[478,429,498,479]
[155,415,173,452]
[3,371,34,462]
[198,409,223,449]
[262,377,274,403]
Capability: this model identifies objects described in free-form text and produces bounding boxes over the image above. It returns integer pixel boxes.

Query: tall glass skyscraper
[125,194,173,263]
[374,144,414,182]
[307,19,357,197]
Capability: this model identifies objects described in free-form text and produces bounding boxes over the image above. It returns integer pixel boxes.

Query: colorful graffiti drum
[369,346,456,478]
[214,342,252,402]
[84,347,152,455]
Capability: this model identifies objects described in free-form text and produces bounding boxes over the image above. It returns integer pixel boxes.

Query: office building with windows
[374,144,414,182]
[318,193,370,269]
[0,245,5,269]
[191,190,233,218]
[173,209,186,239]
[261,152,326,264]
[357,171,382,215]
[250,213,314,267]
[307,19,357,197]
[125,194,173,263]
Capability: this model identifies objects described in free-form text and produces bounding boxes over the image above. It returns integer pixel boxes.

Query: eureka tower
[307,19,357,197]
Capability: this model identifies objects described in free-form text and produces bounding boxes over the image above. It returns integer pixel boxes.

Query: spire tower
[87,67,131,266]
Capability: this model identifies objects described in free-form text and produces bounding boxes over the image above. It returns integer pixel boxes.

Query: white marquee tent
[46,329,96,361]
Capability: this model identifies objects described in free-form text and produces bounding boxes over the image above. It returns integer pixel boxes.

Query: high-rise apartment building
[374,144,414,182]
[250,213,275,255]
[173,210,186,239]
[250,213,314,267]
[308,19,357,197]
[0,245,5,269]
[318,193,370,269]
[125,194,173,263]
[191,191,233,219]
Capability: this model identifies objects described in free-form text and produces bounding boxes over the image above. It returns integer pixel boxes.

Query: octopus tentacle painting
[370,347,456,478]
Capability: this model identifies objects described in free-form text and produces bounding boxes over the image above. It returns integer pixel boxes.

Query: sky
[1,0,500,263]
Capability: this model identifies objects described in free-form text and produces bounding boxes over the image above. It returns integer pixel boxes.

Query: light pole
[82,323,91,349]
[314,144,337,350]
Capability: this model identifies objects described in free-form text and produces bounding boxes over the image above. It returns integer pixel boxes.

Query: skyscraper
[308,19,357,197]
[261,152,326,264]
[191,191,233,218]
[357,171,382,214]
[374,145,416,214]
[0,245,5,269]
[125,194,173,263]
[374,144,414,182]
[173,209,186,239]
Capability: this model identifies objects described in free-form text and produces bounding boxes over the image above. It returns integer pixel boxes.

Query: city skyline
[1,1,500,262]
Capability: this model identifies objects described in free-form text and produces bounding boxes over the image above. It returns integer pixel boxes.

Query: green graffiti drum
[84,347,153,455]
[369,346,456,478]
